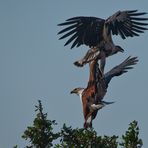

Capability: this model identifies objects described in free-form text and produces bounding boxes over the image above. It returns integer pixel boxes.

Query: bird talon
[74,61,84,67]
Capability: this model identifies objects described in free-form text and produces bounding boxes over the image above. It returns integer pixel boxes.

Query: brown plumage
[71,56,138,128]
[71,58,103,128]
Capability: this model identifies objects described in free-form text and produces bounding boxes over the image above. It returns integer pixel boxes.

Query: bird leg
[74,47,100,67]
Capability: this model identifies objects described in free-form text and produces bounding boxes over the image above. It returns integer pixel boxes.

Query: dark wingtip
[128,56,139,65]
[66,16,81,21]
[102,101,115,105]
[57,23,64,26]
[127,10,138,13]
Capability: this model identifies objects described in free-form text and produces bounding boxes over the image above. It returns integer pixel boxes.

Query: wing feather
[58,24,78,34]
[105,10,148,39]
[58,17,105,48]
[105,56,138,81]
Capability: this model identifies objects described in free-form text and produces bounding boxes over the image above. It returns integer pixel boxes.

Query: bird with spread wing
[70,56,138,128]
[58,10,147,72]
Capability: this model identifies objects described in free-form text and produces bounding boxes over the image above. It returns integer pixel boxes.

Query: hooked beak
[119,48,124,53]
[70,90,75,94]
[116,46,124,53]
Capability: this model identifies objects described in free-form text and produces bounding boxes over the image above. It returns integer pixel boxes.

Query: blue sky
[0,0,148,147]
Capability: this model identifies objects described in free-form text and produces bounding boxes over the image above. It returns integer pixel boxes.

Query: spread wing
[104,56,138,87]
[105,10,148,39]
[58,17,105,49]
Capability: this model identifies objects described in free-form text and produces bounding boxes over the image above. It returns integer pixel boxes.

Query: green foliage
[22,100,60,148]
[55,124,118,148]
[120,120,143,148]
[18,101,143,148]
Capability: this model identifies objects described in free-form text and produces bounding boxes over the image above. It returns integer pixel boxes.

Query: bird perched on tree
[70,56,138,128]
[58,10,147,72]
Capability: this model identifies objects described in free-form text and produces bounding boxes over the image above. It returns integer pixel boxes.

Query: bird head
[115,45,124,53]
[70,87,84,96]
